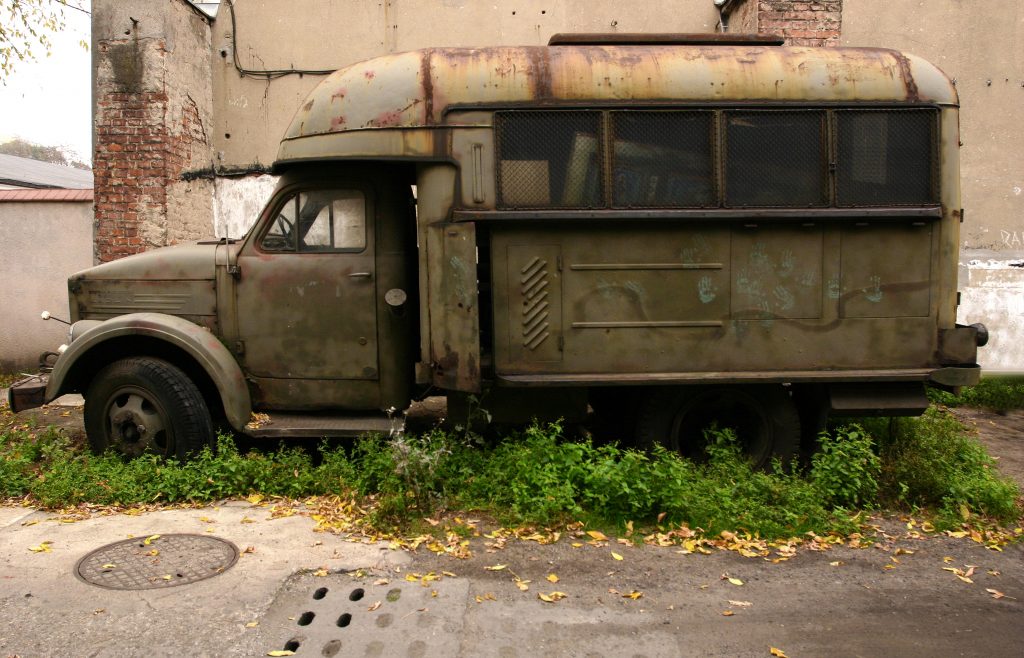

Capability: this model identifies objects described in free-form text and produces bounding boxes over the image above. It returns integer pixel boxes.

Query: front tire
[635,385,800,469]
[84,357,214,460]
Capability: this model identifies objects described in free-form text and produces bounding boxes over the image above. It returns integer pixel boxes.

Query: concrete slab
[0,504,409,657]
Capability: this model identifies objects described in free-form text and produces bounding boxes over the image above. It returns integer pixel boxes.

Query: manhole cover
[75,533,239,590]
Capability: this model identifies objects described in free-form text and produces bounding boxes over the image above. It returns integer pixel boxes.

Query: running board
[244,412,404,438]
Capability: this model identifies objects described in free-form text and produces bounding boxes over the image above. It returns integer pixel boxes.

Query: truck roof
[276,43,956,166]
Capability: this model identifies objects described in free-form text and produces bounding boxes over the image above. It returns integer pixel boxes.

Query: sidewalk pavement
[0,503,408,657]
[2,500,1022,658]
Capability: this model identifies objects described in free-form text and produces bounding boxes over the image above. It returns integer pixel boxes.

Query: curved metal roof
[277,44,956,163]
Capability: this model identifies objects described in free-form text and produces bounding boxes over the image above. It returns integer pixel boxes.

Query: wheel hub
[108,392,167,457]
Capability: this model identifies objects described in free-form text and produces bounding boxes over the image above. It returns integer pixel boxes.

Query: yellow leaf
[538,591,568,603]
[611,552,624,561]
[829,561,844,567]
[770,648,788,658]
[624,590,643,600]
[515,579,530,592]
[722,610,735,616]
[267,652,295,657]
[313,569,328,577]
[484,564,507,571]
[728,600,752,607]
[28,541,52,553]
[883,564,896,570]
[956,575,974,584]
[101,563,117,570]
[143,534,160,546]
[241,517,255,524]
[571,542,583,548]
[161,575,172,581]
[587,530,608,541]
[245,621,259,628]
[727,577,743,586]
[247,493,264,505]
[546,573,559,583]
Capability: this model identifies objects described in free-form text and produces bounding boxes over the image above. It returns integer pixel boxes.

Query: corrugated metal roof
[0,153,94,189]
[0,189,93,202]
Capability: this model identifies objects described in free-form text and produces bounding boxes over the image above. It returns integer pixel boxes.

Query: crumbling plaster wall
[93,0,215,262]
[842,2,1024,372]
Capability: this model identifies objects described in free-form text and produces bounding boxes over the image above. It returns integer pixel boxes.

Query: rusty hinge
[227,264,241,279]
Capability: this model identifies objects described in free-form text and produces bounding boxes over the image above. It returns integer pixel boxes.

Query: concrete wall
[0,202,94,372]
[842,2,1024,372]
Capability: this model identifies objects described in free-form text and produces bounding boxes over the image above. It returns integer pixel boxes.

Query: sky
[0,0,92,165]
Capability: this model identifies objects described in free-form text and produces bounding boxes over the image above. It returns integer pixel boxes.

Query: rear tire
[635,385,800,469]
[84,357,214,460]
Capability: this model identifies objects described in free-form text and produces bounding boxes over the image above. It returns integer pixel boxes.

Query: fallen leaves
[770,648,788,658]
[611,551,624,561]
[721,574,743,586]
[546,573,559,583]
[28,541,52,553]
[538,591,568,603]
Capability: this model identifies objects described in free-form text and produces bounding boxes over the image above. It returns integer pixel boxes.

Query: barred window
[724,111,828,207]
[610,111,716,208]
[836,110,937,206]
[496,111,603,209]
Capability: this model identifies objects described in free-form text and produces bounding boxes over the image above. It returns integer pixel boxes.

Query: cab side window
[261,189,366,252]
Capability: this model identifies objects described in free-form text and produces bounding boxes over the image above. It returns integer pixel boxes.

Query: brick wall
[756,1,842,46]
[93,89,169,262]
[92,1,214,264]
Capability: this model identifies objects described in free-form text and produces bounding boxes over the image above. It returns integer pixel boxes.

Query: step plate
[246,413,404,438]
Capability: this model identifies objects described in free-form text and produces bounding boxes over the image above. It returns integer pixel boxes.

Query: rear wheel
[635,385,800,469]
[84,357,214,460]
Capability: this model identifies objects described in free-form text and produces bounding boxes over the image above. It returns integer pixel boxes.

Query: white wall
[0,201,94,372]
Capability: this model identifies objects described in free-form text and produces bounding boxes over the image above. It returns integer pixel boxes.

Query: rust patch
[303,99,314,111]
[527,47,553,100]
[331,88,347,102]
[421,50,435,125]
[330,115,347,130]
[892,51,920,102]
[364,70,375,80]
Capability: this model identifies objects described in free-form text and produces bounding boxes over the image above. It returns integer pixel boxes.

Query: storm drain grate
[265,575,466,656]
[75,533,239,590]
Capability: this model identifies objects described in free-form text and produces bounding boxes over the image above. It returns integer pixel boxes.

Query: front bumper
[7,374,49,413]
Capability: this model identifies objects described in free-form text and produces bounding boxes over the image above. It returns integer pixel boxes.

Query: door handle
[348,272,372,279]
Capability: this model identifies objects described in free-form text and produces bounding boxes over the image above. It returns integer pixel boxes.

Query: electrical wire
[226,0,335,79]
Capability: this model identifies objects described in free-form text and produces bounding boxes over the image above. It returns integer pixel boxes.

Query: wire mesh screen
[496,111,604,209]
[610,111,716,208]
[724,111,827,207]
[836,110,937,206]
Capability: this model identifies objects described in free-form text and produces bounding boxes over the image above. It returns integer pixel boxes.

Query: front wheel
[635,385,800,469]
[84,357,214,460]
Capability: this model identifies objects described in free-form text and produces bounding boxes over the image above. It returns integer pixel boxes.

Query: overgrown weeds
[0,404,1019,538]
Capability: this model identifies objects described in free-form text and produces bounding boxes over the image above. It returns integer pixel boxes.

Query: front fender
[47,313,252,431]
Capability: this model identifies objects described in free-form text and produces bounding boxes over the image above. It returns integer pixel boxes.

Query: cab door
[234,186,379,400]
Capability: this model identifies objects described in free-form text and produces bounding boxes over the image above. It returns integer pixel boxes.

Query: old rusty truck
[9,34,987,466]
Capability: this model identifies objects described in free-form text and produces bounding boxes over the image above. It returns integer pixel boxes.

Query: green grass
[1,404,1019,538]
[928,377,1024,414]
